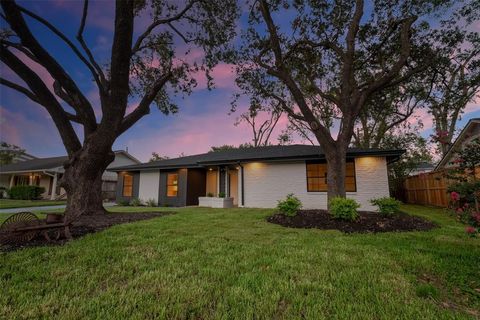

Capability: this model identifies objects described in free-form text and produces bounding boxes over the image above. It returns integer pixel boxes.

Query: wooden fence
[402,167,480,207]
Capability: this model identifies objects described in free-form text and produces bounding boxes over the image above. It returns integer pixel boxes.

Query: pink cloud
[120,104,293,161]
[193,63,237,90]
[0,105,61,152]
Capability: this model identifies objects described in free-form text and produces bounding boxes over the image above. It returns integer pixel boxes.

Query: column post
[50,172,58,200]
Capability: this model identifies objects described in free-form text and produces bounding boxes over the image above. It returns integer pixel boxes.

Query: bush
[117,199,130,206]
[206,192,214,197]
[218,192,226,198]
[145,198,157,207]
[129,198,142,206]
[370,197,401,216]
[8,185,45,200]
[329,197,360,221]
[277,193,302,216]
[0,187,6,199]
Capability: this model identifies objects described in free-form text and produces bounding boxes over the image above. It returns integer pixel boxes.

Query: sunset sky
[0,0,479,162]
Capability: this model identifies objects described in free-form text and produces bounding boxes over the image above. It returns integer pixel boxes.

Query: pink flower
[465,226,476,234]
[456,207,463,213]
[450,191,460,201]
[472,213,480,224]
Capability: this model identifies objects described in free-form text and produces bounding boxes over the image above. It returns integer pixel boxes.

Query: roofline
[113,150,142,164]
[435,118,480,170]
[0,168,63,174]
[109,149,405,172]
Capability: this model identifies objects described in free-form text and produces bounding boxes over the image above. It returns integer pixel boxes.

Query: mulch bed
[1,212,173,252]
[267,210,437,233]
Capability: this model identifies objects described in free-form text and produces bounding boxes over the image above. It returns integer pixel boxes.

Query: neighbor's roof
[435,118,480,170]
[0,150,141,174]
[110,145,405,172]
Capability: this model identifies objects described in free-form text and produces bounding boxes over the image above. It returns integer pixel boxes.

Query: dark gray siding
[158,169,188,207]
[116,171,139,203]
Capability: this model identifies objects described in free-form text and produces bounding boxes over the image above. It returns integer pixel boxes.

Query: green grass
[0,199,66,209]
[1,205,479,319]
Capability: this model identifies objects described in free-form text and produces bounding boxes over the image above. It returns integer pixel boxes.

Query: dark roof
[110,145,405,172]
[414,162,435,169]
[0,156,67,173]
[0,150,141,173]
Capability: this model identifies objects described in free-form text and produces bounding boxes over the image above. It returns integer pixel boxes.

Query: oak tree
[0,0,238,219]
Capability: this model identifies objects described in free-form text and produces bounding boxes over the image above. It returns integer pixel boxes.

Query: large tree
[235,0,445,202]
[0,0,237,219]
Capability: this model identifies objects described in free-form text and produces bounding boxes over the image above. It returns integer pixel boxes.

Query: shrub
[0,187,6,199]
[129,198,142,206]
[206,192,214,197]
[8,185,45,200]
[145,198,157,207]
[329,197,360,221]
[117,199,130,206]
[370,197,402,216]
[218,192,226,198]
[277,193,302,216]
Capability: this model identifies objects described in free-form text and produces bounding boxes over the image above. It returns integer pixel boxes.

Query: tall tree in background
[232,101,282,147]
[0,141,26,165]
[235,0,444,202]
[0,0,238,218]
[428,4,480,156]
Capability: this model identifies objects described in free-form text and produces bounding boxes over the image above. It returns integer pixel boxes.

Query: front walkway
[0,202,116,214]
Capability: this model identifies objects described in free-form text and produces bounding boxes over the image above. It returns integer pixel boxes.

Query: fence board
[402,167,479,207]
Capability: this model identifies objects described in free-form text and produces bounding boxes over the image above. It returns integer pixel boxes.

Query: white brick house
[110,145,403,210]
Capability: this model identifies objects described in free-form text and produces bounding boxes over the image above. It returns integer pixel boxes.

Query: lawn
[0,199,66,209]
[1,205,479,319]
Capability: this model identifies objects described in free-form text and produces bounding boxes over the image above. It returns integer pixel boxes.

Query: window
[306,160,356,192]
[122,174,133,197]
[167,173,178,197]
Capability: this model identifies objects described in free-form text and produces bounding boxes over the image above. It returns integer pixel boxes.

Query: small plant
[0,187,6,199]
[329,197,360,221]
[277,193,302,216]
[117,199,130,206]
[207,192,214,197]
[129,198,142,207]
[145,198,157,207]
[218,192,226,198]
[370,197,402,216]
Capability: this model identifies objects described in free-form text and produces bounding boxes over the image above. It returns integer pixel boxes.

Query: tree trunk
[60,147,115,221]
[325,145,347,206]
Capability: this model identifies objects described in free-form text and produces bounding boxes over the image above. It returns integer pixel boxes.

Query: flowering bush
[449,193,479,237]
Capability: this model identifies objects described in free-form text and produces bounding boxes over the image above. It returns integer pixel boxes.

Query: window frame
[166,173,179,197]
[305,159,357,192]
[122,174,133,197]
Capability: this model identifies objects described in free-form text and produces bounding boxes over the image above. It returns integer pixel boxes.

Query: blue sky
[0,0,479,162]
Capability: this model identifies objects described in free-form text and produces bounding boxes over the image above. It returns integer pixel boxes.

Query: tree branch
[2,1,98,134]
[76,0,107,87]
[118,72,172,135]
[0,45,82,154]
[131,1,197,53]
[0,77,39,103]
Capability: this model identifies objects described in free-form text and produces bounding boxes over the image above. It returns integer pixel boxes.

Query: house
[435,118,480,170]
[110,145,403,211]
[409,162,435,176]
[0,150,140,200]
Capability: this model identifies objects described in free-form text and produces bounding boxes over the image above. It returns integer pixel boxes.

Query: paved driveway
[0,202,116,214]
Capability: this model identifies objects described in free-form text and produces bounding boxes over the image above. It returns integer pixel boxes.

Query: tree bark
[60,145,115,221]
[325,145,347,204]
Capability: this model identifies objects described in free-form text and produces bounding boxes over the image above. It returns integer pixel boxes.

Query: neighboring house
[110,145,403,211]
[436,118,480,170]
[0,150,140,200]
[409,162,435,176]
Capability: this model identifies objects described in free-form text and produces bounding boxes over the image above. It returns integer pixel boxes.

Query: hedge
[8,185,45,200]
